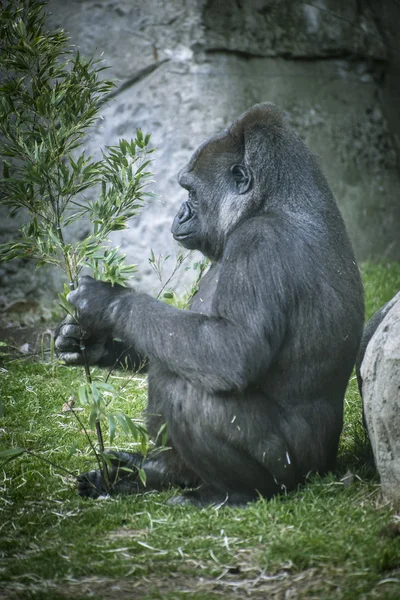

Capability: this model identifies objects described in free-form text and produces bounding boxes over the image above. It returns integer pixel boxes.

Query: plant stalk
[54,220,110,491]
[69,407,108,484]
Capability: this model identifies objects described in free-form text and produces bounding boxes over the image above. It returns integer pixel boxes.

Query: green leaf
[124,415,140,441]
[90,382,101,404]
[156,422,168,447]
[108,413,116,444]
[140,435,148,457]
[66,443,78,460]
[16,19,27,38]
[58,293,75,317]
[114,412,129,434]
[95,381,115,393]
[0,447,25,460]
[78,384,89,405]
[138,468,147,486]
[89,406,100,430]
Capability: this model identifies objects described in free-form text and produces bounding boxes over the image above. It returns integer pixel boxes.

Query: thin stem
[104,344,136,384]
[80,343,93,384]
[156,251,191,299]
[76,332,110,490]
[95,422,105,454]
[24,449,76,477]
[49,177,110,491]
[69,407,108,486]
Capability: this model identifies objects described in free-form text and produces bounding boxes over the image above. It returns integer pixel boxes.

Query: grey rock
[19,343,32,355]
[203,0,387,59]
[361,298,400,504]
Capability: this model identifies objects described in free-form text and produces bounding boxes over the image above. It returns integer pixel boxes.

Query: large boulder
[361,296,400,504]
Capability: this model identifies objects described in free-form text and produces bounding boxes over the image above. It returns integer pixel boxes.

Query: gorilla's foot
[168,485,256,508]
[77,451,143,499]
[77,470,108,499]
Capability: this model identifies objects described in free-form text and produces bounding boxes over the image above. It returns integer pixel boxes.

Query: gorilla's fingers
[59,323,81,338]
[54,334,80,352]
[57,351,83,365]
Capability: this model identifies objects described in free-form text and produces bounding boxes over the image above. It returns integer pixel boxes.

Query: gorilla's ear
[230,164,252,194]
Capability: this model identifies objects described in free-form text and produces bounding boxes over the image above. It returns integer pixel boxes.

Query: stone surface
[361,297,400,504]
[203,0,387,59]
[1,0,400,308]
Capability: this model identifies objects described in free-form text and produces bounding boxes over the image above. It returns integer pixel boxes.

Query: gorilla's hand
[67,276,131,339]
[54,314,108,365]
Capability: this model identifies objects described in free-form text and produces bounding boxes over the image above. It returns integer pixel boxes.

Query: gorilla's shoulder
[225,212,306,258]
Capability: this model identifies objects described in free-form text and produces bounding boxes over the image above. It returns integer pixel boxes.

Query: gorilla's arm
[97,339,147,371]
[68,218,290,393]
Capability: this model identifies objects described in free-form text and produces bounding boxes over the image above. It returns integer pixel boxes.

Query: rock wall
[1,0,400,306]
[361,294,400,504]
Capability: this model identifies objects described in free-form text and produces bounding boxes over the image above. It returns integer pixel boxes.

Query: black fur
[60,103,365,506]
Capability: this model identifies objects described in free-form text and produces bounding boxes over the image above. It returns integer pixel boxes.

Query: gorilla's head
[171,103,310,261]
[171,130,246,259]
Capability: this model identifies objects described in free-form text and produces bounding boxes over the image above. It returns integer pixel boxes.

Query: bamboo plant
[0,0,154,489]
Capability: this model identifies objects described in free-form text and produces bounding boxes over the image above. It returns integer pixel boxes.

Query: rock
[1,299,39,314]
[19,343,31,355]
[360,297,400,504]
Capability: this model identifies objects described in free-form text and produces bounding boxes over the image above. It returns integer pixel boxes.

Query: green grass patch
[0,262,399,599]
[362,261,400,320]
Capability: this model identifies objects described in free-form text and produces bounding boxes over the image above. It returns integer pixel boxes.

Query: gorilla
[56,103,365,506]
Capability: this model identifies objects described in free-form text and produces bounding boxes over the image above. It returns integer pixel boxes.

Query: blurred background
[1,0,400,312]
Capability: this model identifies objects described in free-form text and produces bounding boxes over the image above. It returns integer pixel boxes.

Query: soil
[0,317,56,358]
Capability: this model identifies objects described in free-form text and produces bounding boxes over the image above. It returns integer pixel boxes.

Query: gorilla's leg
[165,436,288,507]
[169,485,260,507]
[169,463,283,508]
[77,449,200,499]
[163,395,299,507]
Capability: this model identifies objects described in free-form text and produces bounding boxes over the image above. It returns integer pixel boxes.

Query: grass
[0,261,400,600]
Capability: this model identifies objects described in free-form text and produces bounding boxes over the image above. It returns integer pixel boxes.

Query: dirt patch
[0,317,55,358]
[0,568,326,600]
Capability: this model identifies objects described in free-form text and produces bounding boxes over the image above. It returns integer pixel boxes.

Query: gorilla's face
[170,188,202,251]
[171,130,253,260]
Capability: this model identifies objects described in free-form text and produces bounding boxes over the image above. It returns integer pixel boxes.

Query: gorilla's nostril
[178,202,192,223]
